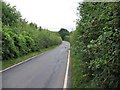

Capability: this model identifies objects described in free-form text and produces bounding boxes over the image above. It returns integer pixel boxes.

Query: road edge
[1,44,61,73]
[63,50,70,88]
[0,44,61,73]
[0,52,46,73]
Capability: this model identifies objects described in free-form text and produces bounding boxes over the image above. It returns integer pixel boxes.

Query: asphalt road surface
[2,41,70,88]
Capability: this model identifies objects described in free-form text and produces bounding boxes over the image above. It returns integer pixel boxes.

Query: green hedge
[70,2,120,88]
[2,1,62,60]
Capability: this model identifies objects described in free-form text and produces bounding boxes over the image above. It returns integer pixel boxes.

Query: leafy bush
[2,28,19,59]
[64,35,70,42]
[71,2,120,88]
[2,1,62,60]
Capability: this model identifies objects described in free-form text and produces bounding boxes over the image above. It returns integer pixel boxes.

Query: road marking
[0,53,45,73]
[63,50,70,89]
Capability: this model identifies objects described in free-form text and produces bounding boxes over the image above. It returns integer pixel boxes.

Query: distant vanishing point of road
[3,41,70,88]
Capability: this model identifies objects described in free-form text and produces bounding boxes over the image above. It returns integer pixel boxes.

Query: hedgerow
[2,1,62,60]
[71,2,120,88]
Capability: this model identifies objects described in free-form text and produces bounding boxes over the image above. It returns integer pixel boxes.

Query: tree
[29,22,38,29]
[58,28,69,40]
[2,1,21,26]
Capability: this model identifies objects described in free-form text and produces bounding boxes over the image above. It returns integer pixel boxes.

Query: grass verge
[1,45,59,70]
[71,53,83,88]
[71,51,98,88]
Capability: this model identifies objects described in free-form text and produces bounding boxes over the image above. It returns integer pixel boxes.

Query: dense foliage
[58,28,69,40]
[71,2,120,88]
[2,1,62,60]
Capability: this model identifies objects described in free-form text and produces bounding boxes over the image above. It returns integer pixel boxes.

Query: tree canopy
[58,28,69,40]
[2,1,62,60]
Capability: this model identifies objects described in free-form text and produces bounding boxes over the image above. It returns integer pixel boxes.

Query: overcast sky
[4,0,83,31]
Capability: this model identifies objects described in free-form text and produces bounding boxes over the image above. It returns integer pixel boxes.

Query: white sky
[4,0,83,31]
